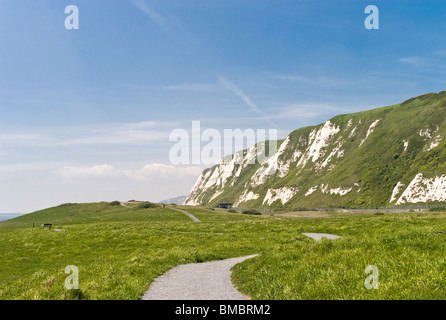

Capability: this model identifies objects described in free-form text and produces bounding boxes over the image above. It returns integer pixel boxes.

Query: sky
[1,0,446,213]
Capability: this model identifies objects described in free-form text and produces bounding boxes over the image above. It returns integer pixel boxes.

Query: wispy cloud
[131,0,172,33]
[397,56,424,67]
[59,164,129,178]
[218,77,278,128]
[267,103,342,120]
[162,83,220,92]
[272,74,353,87]
[0,121,178,148]
[131,0,195,47]
[0,133,45,144]
[433,50,446,57]
[66,122,172,146]
[58,163,202,180]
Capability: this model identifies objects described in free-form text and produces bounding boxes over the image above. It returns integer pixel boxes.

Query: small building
[217,203,233,209]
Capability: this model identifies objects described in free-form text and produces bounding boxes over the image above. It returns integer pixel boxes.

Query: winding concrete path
[171,208,201,223]
[142,255,258,300]
[120,202,131,208]
[119,203,201,223]
[302,233,341,241]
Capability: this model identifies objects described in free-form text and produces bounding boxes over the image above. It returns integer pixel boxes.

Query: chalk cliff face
[185,91,446,208]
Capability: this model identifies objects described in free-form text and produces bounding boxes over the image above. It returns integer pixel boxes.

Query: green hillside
[0,202,262,299]
[185,91,446,209]
[1,202,446,299]
[0,202,182,231]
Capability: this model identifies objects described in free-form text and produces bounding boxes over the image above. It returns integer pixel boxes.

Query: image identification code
[175,304,271,317]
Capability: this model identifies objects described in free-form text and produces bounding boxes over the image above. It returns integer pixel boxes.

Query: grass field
[0,203,445,300]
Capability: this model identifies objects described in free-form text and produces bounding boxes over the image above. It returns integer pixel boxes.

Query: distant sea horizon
[0,213,25,222]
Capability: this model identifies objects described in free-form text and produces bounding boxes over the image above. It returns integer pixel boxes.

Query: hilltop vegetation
[1,203,446,299]
[185,91,446,209]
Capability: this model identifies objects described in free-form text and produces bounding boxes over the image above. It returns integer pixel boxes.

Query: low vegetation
[0,203,445,300]
[242,209,261,215]
[135,202,159,209]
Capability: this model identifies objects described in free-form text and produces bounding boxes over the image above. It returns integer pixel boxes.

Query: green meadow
[0,203,445,300]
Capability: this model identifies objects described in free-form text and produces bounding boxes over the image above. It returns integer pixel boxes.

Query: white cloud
[58,163,202,181]
[59,164,130,178]
[137,163,202,178]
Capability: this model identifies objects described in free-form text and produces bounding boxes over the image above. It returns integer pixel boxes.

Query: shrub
[136,202,159,209]
[242,209,261,215]
[59,203,76,207]
[429,207,446,212]
[228,209,238,213]
[110,201,121,206]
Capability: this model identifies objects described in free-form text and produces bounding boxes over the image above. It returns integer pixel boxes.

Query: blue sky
[1,0,446,212]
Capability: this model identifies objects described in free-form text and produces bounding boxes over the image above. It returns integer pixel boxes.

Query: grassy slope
[193,91,446,209]
[0,203,261,299]
[1,203,446,300]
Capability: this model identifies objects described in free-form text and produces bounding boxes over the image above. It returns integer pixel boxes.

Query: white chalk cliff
[185,92,446,208]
